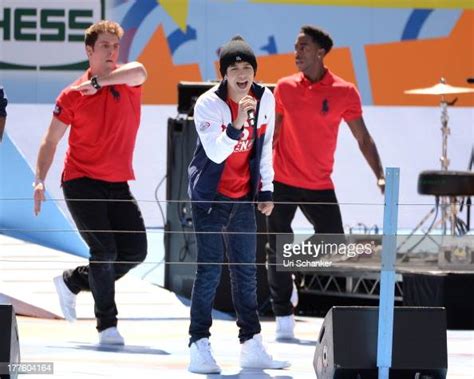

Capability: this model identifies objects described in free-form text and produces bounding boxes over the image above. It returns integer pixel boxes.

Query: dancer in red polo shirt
[267,25,385,340]
[0,86,7,142]
[33,20,148,345]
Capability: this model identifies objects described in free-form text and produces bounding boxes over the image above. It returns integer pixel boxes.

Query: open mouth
[237,81,249,89]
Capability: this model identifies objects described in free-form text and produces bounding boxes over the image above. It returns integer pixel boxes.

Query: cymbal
[405,83,474,95]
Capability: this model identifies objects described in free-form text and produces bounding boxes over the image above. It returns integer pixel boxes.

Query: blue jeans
[189,194,261,344]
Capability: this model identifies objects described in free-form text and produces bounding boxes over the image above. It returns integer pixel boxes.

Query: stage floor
[14,315,474,378]
[1,235,473,378]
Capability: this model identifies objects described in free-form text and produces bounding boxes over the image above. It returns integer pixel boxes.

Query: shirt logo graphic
[200,121,211,131]
[53,104,62,116]
[110,86,120,102]
[234,125,253,153]
[321,99,329,115]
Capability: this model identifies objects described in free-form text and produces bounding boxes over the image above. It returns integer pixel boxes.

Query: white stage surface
[1,234,473,378]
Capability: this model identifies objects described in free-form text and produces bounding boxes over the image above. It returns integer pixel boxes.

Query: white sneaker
[53,275,77,322]
[240,334,290,369]
[188,338,221,374]
[290,276,299,308]
[99,327,125,345]
[276,314,295,340]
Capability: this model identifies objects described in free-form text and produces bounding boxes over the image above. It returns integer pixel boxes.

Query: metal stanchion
[377,167,400,378]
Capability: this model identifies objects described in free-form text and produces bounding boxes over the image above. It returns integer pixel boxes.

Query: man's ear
[85,45,93,57]
[318,48,326,59]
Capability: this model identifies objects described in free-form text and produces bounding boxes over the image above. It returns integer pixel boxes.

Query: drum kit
[397,78,474,266]
[404,78,474,172]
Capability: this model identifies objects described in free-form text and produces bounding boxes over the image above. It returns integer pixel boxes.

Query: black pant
[267,181,344,316]
[62,177,147,331]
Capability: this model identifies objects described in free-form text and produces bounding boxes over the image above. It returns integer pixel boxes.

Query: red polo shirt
[53,69,142,182]
[273,69,362,190]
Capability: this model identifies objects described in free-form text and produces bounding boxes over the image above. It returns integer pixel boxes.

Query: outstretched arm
[258,91,276,216]
[34,117,69,215]
[0,117,5,142]
[71,62,148,95]
[0,87,7,142]
[347,117,385,194]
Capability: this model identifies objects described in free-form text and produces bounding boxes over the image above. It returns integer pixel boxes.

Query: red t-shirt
[216,97,254,198]
[53,69,142,182]
[273,69,362,190]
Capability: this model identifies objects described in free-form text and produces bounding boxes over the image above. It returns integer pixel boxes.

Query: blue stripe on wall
[402,9,434,40]
[0,133,88,257]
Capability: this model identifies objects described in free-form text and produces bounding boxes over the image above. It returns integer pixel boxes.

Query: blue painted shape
[167,26,197,55]
[120,0,158,62]
[111,0,131,7]
[377,167,400,378]
[119,28,138,64]
[351,45,373,105]
[122,0,158,29]
[261,35,277,55]
[0,133,88,257]
[402,9,434,40]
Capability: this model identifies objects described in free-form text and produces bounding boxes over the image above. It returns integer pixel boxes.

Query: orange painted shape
[367,10,474,106]
[213,47,358,88]
[138,25,202,104]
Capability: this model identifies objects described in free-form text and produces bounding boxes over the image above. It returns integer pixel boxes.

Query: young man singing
[187,36,290,374]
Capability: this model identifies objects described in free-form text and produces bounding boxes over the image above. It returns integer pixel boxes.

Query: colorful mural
[1,1,473,105]
[1,1,472,244]
[367,10,474,106]
[109,1,474,106]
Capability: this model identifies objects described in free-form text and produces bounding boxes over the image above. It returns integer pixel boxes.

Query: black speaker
[164,117,199,304]
[164,117,233,309]
[177,81,216,116]
[0,304,20,379]
[314,306,447,379]
[164,117,270,313]
[403,273,474,329]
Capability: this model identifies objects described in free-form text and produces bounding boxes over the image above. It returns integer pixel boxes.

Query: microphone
[247,109,256,126]
[467,77,474,84]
